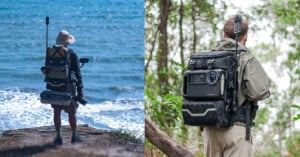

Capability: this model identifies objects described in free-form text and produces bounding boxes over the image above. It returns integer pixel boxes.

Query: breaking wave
[0,88,144,138]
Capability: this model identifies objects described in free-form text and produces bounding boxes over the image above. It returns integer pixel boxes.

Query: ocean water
[0,0,144,138]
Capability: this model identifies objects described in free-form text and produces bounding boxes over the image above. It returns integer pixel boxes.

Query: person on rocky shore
[42,30,85,145]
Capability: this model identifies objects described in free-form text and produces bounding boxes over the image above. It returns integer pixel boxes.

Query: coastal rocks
[0,124,143,157]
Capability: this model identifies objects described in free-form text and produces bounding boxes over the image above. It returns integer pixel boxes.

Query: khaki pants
[202,125,253,157]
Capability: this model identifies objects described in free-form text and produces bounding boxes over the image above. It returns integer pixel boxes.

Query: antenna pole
[46,16,49,51]
[234,15,251,141]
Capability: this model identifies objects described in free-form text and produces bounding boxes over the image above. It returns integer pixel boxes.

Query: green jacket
[213,38,270,105]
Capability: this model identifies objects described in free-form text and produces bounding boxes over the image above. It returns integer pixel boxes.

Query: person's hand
[76,92,87,105]
[77,87,83,98]
[77,92,84,98]
[40,66,46,75]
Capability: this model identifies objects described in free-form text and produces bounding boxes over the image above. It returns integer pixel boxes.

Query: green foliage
[251,43,281,62]
[145,88,183,131]
[272,0,299,25]
[286,131,300,156]
[109,129,142,144]
[292,104,300,121]
[255,107,269,127]
[272,0,300,123]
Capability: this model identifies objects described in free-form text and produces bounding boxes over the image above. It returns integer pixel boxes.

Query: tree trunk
[179,0,184,75]
[191,0,197,54]
[145,28,159,72]
[145,118,194,157]
[157,0,171,95]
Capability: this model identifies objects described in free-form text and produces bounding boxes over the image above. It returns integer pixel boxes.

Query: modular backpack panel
[44,46,70,91]
[183,69,225,99]
[182,100,231,127]
[182,51,237,127]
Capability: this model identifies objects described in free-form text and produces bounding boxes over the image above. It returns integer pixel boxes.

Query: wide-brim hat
[56,30,75,45]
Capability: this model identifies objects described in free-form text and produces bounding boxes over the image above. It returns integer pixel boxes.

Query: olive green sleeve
[243,57,270,101]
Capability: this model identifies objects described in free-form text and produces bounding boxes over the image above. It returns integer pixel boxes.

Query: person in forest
[201,17,270,157]
[41,30,85,145]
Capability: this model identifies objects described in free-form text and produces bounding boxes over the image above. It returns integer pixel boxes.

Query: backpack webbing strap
[51,46,65,57]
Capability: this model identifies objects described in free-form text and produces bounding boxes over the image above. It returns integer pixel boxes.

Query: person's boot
[71,135,81,144]
[71,128,81,144]
[53,136,63,145]
[53,128,63,145]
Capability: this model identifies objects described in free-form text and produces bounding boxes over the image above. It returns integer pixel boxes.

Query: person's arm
[70,50,84,96]
[243,57,270,101]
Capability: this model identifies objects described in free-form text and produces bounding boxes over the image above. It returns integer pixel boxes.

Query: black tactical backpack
[44,45,71,92]
[182,51,239,127]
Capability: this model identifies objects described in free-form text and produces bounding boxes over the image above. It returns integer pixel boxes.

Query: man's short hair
[223,17,248,41]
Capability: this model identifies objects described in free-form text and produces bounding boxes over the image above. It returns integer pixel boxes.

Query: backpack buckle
[207,59,215,69]
[207,59,215,64]
[189,59,195,65]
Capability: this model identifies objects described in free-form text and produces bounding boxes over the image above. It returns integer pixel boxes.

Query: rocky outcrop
[0,124,143,157]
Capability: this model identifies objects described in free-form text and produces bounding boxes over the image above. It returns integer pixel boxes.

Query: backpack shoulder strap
[47,45,69,58]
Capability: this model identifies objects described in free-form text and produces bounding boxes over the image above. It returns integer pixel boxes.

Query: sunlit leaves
[292,104,300,121]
